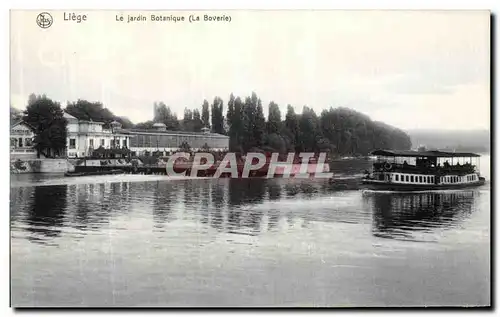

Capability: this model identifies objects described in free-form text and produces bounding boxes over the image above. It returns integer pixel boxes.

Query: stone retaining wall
[10,159,75,174]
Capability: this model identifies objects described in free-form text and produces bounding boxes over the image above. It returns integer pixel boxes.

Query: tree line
[13,92,412,158]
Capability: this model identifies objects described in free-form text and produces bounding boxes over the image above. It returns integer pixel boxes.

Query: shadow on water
[25,185,67,244]
[364,190,479,242]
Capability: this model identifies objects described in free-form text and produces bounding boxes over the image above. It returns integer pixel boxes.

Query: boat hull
[65,170,125,177]
[361,178,486,191]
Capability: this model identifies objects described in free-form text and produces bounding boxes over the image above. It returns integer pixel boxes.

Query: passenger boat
[362,149,486,191]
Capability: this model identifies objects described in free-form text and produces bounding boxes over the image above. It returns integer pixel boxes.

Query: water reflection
[366,190,478,242]
[11,176,484,247]
[25,185,67,243]
[152,181,175,228]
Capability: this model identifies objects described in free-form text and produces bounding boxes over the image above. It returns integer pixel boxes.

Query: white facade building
[10,121,37,159]
[65,112,132,158]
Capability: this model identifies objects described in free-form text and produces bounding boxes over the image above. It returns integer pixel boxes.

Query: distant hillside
[407,129,490,153]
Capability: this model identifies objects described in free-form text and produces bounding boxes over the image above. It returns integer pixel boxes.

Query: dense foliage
[66,99,134,129]
[17,92,412,157]
[22,94,68,158]
[225,92,412,156]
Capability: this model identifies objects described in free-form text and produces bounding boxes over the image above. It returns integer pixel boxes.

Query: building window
[123,139,127,148]
[69,139,76,149]
[25,138,32,147]
[10,138,16,147]
[101,139,105,146]
[89,139,94,148]
[18,138,23,147]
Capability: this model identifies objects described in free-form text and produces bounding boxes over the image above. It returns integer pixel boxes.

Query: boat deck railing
[373,162,476,175]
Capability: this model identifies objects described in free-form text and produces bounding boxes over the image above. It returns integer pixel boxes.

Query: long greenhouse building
[128,123,229,155]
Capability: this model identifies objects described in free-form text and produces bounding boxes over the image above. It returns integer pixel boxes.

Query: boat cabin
[367,149,482,186]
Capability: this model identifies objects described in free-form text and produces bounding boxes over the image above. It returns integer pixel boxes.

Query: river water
[10,157,491,307]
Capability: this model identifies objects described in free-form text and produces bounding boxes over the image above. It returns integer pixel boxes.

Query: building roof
[11,120,35,131]
[371,149,481,158]
[63,111,78,120]
[127,128,229,138]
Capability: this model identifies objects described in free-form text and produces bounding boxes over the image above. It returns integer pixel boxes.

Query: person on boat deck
[444,161,450,168]
[403,160,408,167]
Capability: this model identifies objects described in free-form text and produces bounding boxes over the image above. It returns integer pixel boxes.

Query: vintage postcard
[10,10,491,307]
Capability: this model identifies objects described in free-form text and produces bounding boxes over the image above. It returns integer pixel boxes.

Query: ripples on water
[10,158,491,307]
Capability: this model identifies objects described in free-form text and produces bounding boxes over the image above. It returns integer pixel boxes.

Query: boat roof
[371,149,481,158]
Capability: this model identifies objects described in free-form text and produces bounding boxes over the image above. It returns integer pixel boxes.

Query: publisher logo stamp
[36,12,53,29]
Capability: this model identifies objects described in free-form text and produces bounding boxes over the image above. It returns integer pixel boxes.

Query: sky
[10,10,490,130]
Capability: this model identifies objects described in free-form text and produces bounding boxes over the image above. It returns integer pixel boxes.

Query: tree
[228,96,244,152]
[66,99,134,129]
[153,101,180,130]
[284,105,301,151]
[135,120,154,129]
[254,96,266,148]
[267,101,281,135]
[182,108,194,131]
[192,109,203,132]
[23,94,68,158]
[10,106,22,125]
[227,93,235,129]
[211,97,225,134]
[201,99,210,129]
[298,106,321,152]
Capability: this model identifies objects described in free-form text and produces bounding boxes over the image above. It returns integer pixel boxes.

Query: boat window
[419,176,422,183]
[405,175,409,182]
[395,174,399,181]
[410,176,414,182]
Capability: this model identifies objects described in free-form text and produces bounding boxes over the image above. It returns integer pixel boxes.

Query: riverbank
[10,158,75,174]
